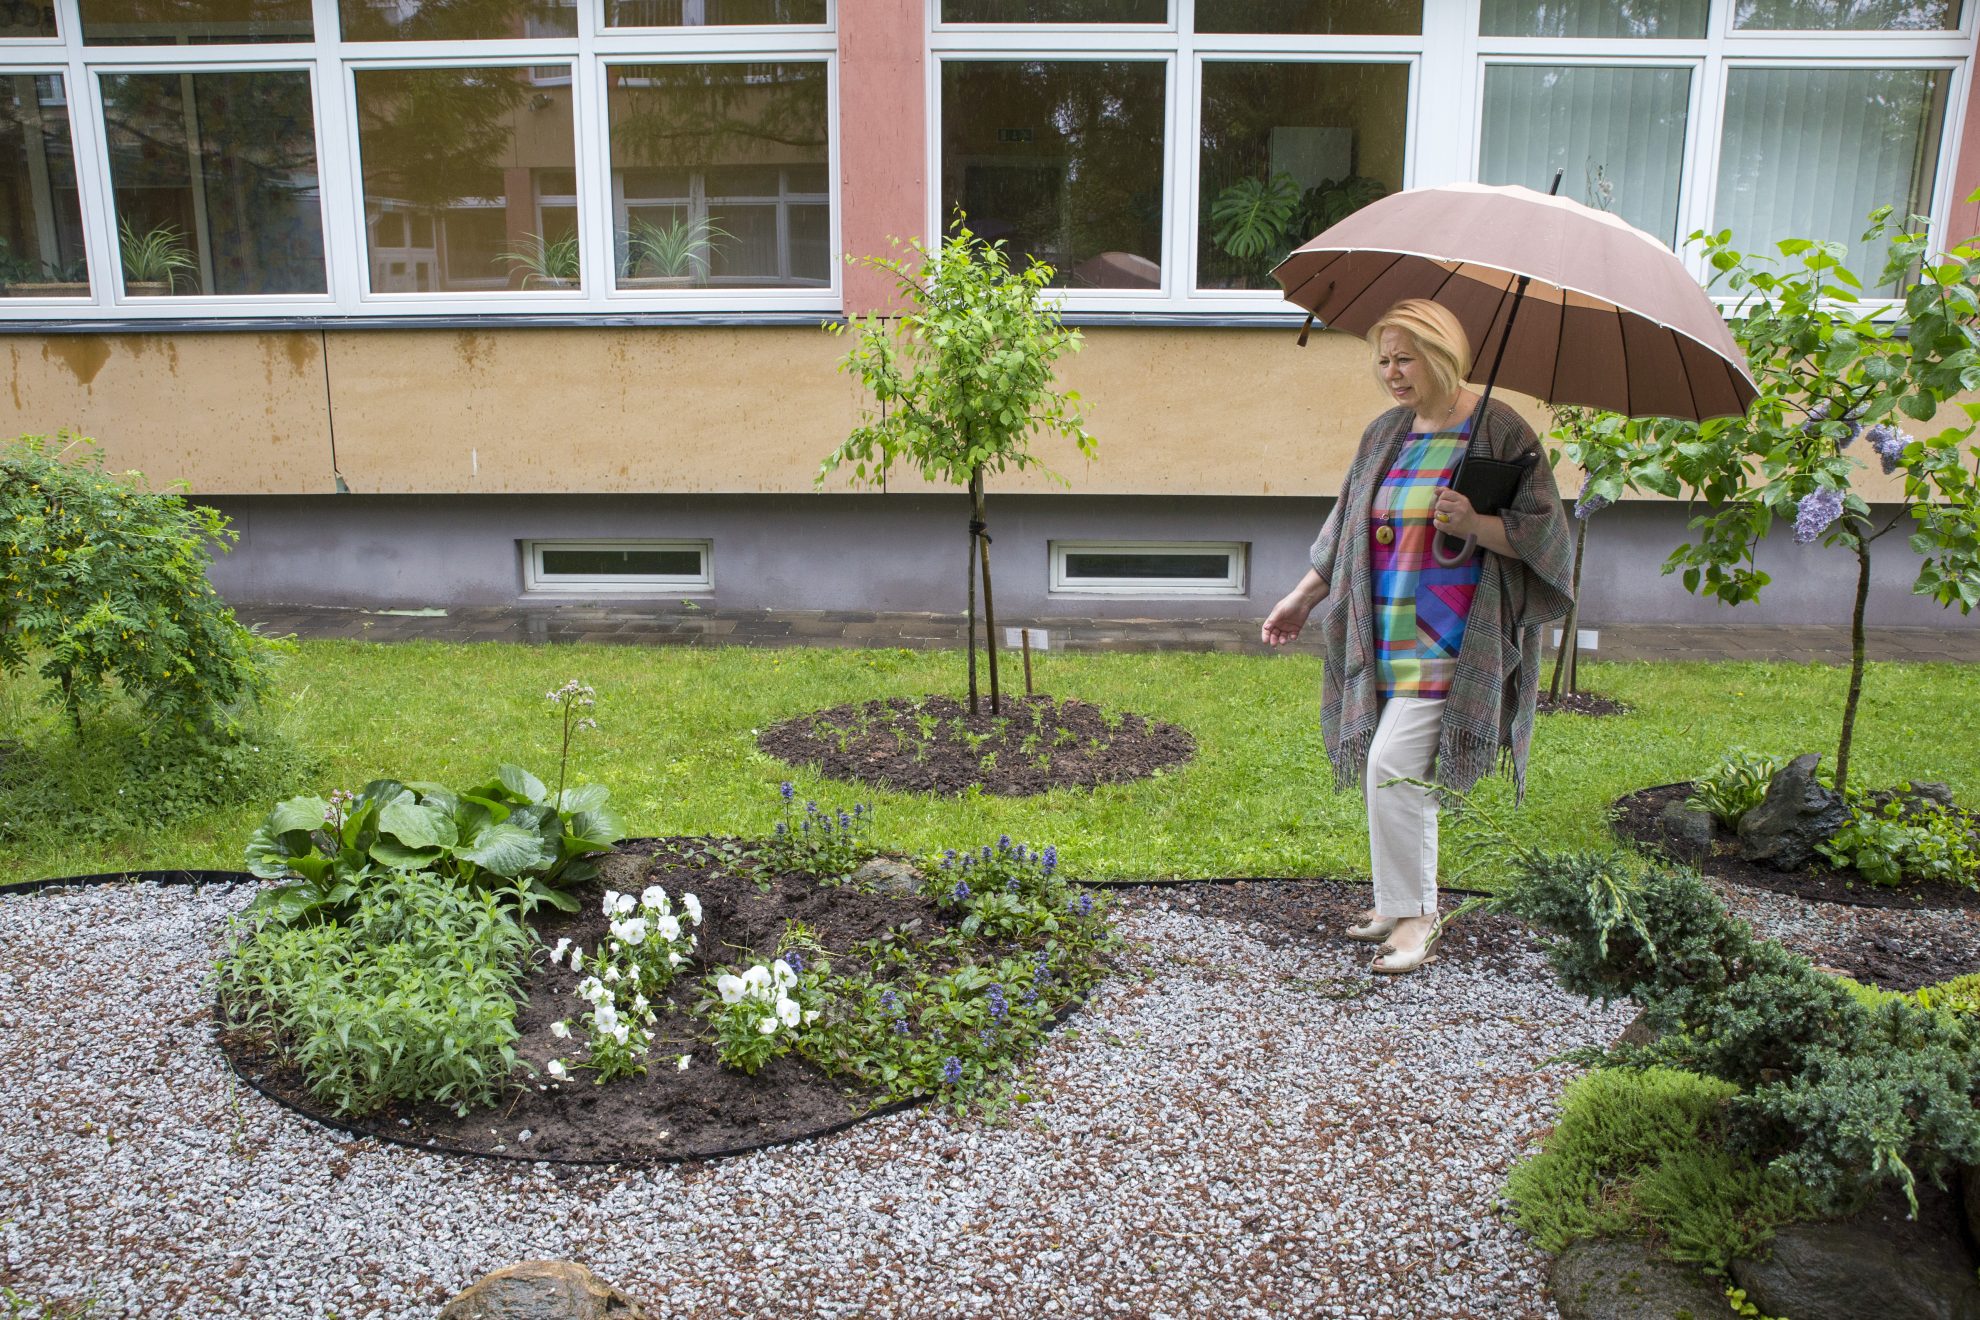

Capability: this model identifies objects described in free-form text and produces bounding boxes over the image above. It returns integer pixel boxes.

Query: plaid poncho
[1308,399,1575,800]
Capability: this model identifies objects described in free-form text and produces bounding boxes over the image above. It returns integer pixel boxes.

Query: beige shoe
[1371,936,1438,976]
[1344,915,1398,943]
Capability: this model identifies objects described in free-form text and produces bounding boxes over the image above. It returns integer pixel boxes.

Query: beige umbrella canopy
[1271,181,1757,422]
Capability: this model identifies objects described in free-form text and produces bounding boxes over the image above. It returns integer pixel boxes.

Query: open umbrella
[1272,178,1757,562]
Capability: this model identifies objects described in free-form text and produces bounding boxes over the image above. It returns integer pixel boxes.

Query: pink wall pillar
[838,0,927,315]
[1949,74,1980,241]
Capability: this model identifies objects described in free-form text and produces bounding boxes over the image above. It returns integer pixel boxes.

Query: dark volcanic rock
[1738,754,1851,871]
[1730,1185,1980,1320]
[1656,798,1716,861]
[1549,1239,1726,1320]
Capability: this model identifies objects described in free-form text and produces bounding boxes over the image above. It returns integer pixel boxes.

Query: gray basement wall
[201,493,1980,631]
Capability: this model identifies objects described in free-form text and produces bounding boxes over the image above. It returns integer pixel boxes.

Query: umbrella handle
[1432,530,1478,568]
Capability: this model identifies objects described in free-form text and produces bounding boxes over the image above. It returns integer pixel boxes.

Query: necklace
[1420,392,1466,431]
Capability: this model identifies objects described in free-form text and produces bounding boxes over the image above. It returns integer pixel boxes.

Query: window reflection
[605,0,825,25]
[356,66,580,293]
[0,0,58,38]
[101,70,324,296]
[79,0,309,45]
[338,0,574,43]
[1733,0,1958,28]
[941,60,1166,289]
[942,1,1165,20]
[1480,0,1707,36]
[1196,0,1420,35]
[0,75,87,297]
[1197,61,1405,290]
[606,62,829,288]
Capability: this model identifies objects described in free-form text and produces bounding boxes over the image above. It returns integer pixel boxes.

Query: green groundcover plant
[0,432,286,735]
[216,872,530,1118]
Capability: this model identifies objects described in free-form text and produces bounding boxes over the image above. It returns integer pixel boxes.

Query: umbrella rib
[1327,250,1416,328]
[1678,325,1706,424]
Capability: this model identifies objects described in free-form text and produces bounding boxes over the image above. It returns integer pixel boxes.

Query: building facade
[1,0,1976,627]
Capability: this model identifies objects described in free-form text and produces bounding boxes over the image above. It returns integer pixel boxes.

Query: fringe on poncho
[1308,400,1576,802]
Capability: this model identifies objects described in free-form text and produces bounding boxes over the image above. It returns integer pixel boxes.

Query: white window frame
[0,0,837,317]
[930,0,1975,314]
[523,538,713,592]
[1048,538,1247,596]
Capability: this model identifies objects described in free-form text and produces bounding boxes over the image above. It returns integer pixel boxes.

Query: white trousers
[1366,697,1446,919]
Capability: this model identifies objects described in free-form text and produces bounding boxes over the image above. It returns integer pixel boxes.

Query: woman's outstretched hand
[1262,593,1315,646]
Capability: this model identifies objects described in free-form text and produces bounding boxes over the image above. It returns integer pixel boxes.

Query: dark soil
[1535,692,1629,717]
[757,694,1195,797]
[1111,878,1537,977]
[1611,782,1980,913]
[219,838,973,1165]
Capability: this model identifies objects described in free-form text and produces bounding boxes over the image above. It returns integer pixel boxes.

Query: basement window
[1049,540,1247,596]
[523,540,711,593]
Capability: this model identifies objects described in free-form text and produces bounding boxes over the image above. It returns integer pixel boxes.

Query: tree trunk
[965,476,979,716]
[973,466,1001,715]
[1835,527,1872,796]
[1549,511,1590,700]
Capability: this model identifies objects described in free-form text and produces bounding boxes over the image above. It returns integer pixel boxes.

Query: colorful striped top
[1370,421,1483,700]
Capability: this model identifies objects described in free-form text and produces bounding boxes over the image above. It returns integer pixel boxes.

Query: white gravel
[0,880,1634,1319]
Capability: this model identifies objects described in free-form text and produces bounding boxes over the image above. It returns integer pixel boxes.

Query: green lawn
[2,641,1974,887]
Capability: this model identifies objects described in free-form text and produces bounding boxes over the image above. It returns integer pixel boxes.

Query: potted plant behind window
[118,219,197,296]
[496,230,581,289]
[8,256,90,299]
[620,214,733,288]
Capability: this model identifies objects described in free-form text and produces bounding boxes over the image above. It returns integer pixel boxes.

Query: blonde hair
[1366,299,1472,404]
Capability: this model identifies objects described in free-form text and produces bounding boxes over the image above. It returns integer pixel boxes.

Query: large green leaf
[455,821,553,877]
[379,798,457,850]
[571,806,624,847]
[498,764,548,804]
[244,823,305,879]
[556,784,609,815]
[265,795,330,836]
[370,837,445,870]
[406,781,460,818]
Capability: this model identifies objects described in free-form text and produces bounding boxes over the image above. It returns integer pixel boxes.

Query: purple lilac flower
[1006,877,1020,894]
[979,1028,997,1047]
[952,879,971,903]
[1021,986,1040,1005]
[779,781,795,801]
[1573,492,1611,521]
[941,1056,964,1085]
[986,985,1008,1020]
[806,801,818,815]
[853,803,866,818]
[981,845,994,862]
[785,950,805,976]
[1801,399,1832,435]
[1014,844,1028,862]
[894,1019,912,1035]
[838,810,851,831]
[880,988,900,1014]
[775,821,787,837]
[997,834,1012,853]
[1867,423,1911,475]
[1041,846,1058,875]
[1076,892,1096,917]
[1794,487,1845,544]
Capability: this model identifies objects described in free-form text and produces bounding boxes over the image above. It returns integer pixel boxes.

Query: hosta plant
[1687,747,1784,829]
[244,763,623,925]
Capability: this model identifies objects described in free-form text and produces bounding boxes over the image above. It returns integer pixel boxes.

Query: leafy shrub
[216,873,530,1118]
[0,432,287,734]
[1687,748,1782,829]
[1916,973,1980,1016]
[759,782,872,879]
[1460,814,1980,1216]
[1817,795,1978,889]
[0,712,318,842]
[243,764,623,925]
[1504,1067,1815,1270]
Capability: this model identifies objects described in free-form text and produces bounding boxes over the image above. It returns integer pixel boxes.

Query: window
[0,74,88,297]
[523,540,712,592]
[1049,540,1247,595]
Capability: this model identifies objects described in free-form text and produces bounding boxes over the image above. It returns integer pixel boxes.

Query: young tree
[1622,208,1980,793]
[821,221,1096,714]
[1543,405,1641,700]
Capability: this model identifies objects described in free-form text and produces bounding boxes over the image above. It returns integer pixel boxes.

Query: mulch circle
[757,694,1195,797]
[216,838,1083,1167]
[1535,691,1629,717]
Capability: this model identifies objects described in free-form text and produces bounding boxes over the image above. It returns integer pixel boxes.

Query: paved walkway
[235,603,1980,664]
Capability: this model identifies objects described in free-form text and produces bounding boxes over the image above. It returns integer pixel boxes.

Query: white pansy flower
[631,993,649,1012]
[641,885,667,910]
[716,974,746,1005]
[602,890,622,916]
[676,1053,692,1071]
[612,917,648,946]
[772,959,797,989]
[614,893,637,916]
[608,941,621,955]
[742,964,772,991]
[611,1025,629,1046]
[593,1003,618,1032]
[667,951,683,968]
[757,1016,779,1035]
[550,937,571,965]
[570,946,584,971]
[681,894,702,925]
[549,1020,571,1039]
[578,976,606,1003]
[655,914,681,942]
[547,1059,568,1079]
[775,997,801,1028]
[803,1010,820,1025]
[603,966,621,984]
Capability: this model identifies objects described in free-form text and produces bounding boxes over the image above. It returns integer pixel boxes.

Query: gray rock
[1905,780,1958,809]
[851,856,923,899]
[1614,1008,1662,1050]
[1738,754,1851,871]
[437,1261,649,1320]
[1657,799,1717,859]
[1549,1239,1726,1320]
[1730,1189,1980,1320]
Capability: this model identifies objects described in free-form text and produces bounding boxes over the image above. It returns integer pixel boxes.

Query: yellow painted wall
[0,324,1929,502]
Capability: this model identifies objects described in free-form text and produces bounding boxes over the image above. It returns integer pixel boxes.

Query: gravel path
[0,880,1634,1320]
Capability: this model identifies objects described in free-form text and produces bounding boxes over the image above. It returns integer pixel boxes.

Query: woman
[1262,299,1573,975]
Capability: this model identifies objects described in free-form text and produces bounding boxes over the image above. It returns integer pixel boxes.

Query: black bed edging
[0,868,258,896]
